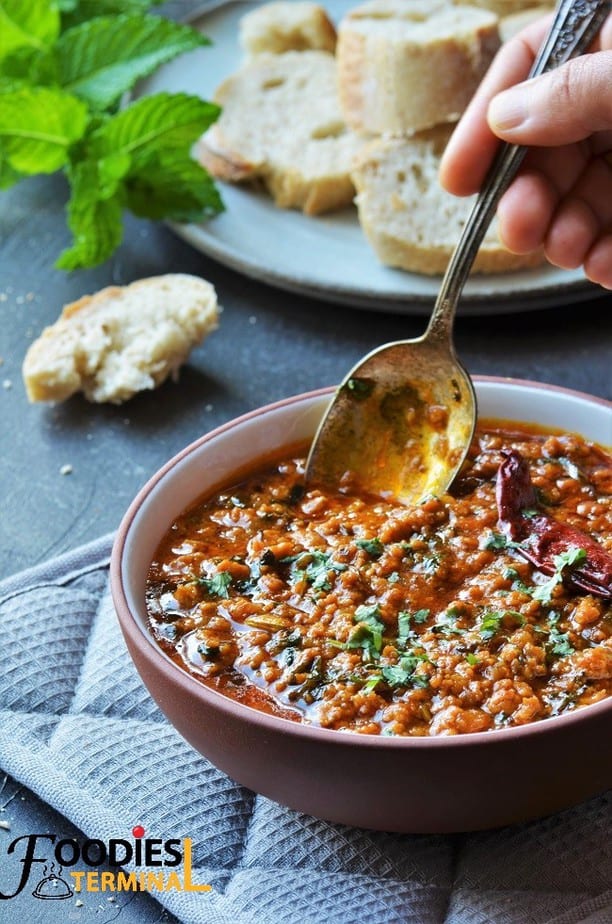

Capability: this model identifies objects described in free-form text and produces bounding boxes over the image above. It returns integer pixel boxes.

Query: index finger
[439,11,612,197]
[439,14,553,196]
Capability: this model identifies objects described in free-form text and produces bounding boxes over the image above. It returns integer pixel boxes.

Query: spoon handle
[426,0,611,343]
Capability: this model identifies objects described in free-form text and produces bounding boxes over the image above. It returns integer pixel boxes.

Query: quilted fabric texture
[0,535,611,924]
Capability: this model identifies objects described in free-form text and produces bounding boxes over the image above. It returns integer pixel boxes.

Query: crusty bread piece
[455,0,549,16]
[336,0,500,136]
[197,51,363,215]
[22,275,218,404]
[499,5,552,42]
[239,1,336,54]
[352,130,545,275]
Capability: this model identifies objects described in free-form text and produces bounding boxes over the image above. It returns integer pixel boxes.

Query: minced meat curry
[146,422,612,736]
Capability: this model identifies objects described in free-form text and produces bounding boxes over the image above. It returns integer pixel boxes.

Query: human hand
[439,12,612,289]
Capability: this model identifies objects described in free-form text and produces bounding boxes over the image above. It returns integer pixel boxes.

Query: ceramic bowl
[111,378,612,833]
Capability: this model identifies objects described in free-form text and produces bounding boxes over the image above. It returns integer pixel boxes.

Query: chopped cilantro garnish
[465,653,480,666]
[479,609,524,640]
[289,549,347,592]
[197,571,233,598]
[530,547,587,605]
[397,609,429,646]
[345,377,375,399]
[480,531,511,551]
[355,537,385,558]
[546,627,575,658]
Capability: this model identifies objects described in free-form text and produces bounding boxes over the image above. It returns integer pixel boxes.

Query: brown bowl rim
[111,375,612,750]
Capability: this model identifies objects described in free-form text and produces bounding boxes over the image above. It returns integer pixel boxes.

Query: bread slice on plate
[337,0,500,136]
[22,274,218,405]
[239,1,337,55]
[455,0,550,16]
[197,51,363,215]
[352,129,546,275]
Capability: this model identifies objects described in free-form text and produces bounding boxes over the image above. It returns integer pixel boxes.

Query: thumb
[487,50,612,145]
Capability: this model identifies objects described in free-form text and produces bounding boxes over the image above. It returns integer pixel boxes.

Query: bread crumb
[75,899,84,907]
[60,464,73,476]
[22,274,219,405]
[2,379,12,390]
[0,820,10,830]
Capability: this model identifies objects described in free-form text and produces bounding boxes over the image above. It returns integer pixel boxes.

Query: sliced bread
[352,130,546,275]
[336,0,500,136]
[455,0,550,16]
[239,2,337,55]
[23,274,219,404]
[197,51,363,215]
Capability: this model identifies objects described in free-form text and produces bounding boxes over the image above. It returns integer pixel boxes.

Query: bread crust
[196,51,363,216]
[239,1,337,55]
[352,132,545,275]
[22,274,219,404]
[337,0,500,136]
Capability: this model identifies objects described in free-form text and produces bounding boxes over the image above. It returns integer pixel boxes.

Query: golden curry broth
[146,421,612,736]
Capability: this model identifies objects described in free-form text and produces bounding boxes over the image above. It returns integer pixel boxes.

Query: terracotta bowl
[111,378,612,833]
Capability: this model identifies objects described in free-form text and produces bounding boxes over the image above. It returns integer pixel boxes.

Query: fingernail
[488,89,527,131]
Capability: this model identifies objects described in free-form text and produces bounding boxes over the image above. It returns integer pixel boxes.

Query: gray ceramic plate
[134,0,601,315]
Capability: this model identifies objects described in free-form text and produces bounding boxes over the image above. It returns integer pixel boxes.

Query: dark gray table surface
[0,3,611,920]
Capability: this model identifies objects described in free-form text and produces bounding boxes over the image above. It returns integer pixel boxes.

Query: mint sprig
[0,0,222,269]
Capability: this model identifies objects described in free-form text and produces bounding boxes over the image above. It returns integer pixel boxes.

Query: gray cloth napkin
[1,535,611,924]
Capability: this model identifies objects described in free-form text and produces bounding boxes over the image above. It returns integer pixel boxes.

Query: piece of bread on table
[239,2,337,54]
[336,0,500,136]
[22,274,219,405]
[197,51,363,215]
[352,129,546,275]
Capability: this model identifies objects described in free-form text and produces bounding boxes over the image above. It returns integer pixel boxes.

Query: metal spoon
[306,0,610,504]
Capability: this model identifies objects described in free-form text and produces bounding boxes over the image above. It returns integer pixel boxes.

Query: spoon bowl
[306,0,610,505]
[306,332,475,503]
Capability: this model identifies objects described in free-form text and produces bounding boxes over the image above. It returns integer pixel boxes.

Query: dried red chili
[496,450,612,599]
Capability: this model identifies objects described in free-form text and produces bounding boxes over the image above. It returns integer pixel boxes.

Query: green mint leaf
[56,159,123,270]
[0,155,23,189]
[89,91,220,163]
[0,0,60,61]
[0,84,88,175]
[124,148,223,222]
[61,0,163,28]
[56,15,209,111]
[0,44,58,84]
